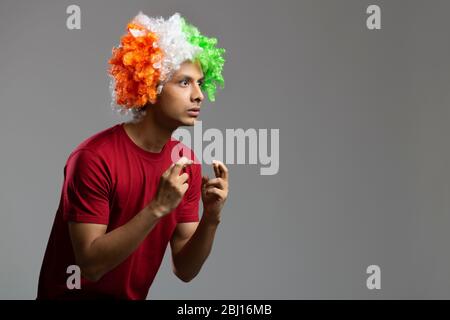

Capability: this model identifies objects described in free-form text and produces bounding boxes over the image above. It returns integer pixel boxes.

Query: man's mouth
[187,107,200,117]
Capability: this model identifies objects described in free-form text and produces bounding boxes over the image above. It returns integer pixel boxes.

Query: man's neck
[123,110,174,153]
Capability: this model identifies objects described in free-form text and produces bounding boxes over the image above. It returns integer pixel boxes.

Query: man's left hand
[201,160,229,223]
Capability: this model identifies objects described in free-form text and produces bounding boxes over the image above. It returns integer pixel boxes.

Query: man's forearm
[173,212,221,282]
[79,202,164,281]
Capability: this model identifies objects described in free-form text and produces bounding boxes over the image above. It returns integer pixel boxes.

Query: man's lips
[187,107,200,117]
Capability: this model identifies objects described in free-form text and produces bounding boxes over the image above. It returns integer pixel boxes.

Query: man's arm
[69,201,165,282]
[170,216,220,283]
[69,157,194,282]
[170,160,229,282]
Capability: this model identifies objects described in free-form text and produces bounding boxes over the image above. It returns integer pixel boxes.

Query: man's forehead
[174,61,204,79]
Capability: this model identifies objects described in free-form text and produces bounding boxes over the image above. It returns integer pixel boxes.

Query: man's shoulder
[67,123,121,162]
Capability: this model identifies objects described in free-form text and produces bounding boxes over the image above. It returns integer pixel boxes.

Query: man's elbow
[174,268,195,283]
[79,263,104,282]
[82,270,102,283]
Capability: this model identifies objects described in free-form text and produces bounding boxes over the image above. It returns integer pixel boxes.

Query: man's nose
[191,83,204,104]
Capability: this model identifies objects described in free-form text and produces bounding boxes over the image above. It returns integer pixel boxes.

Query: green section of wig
[181,18,226,102]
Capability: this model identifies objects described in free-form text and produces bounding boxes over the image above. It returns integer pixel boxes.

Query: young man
[37,12,228,299]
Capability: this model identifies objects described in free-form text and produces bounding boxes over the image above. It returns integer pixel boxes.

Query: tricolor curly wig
[108,12,226,121]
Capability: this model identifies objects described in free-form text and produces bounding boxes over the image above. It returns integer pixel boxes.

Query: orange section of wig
[108,23,163,108]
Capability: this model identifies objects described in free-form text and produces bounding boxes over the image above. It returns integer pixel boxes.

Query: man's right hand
[151,156,194,218]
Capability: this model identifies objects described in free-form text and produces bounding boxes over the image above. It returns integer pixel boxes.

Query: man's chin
[181,117,197,126]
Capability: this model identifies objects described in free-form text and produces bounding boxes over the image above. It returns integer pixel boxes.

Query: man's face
[152,60,205,128]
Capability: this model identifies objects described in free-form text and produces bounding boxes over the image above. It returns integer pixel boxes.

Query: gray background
[0,0,449,299]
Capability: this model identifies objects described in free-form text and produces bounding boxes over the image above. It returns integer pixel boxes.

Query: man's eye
[180,79,189,86]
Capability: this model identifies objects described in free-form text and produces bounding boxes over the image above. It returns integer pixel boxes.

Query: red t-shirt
[37,122,201,300]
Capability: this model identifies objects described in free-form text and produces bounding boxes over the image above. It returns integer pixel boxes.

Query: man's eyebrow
[177,74,205,82]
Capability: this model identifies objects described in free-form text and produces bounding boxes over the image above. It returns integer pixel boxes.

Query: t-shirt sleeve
[62,149,111,225]
[176,163,202,223]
